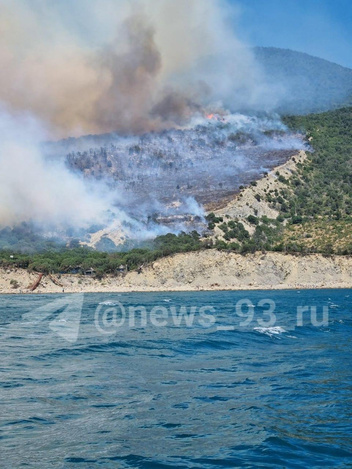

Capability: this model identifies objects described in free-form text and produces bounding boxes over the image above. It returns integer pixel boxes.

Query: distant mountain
[254,47,352,115]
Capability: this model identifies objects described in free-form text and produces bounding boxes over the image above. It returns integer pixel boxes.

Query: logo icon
[22,294,84,343]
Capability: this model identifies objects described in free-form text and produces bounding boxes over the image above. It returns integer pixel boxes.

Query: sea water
[0,289,351,468]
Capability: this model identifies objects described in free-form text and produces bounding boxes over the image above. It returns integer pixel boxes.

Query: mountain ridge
[254,46,352,115]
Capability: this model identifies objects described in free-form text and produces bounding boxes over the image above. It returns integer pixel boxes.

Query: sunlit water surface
[0,289,351,468]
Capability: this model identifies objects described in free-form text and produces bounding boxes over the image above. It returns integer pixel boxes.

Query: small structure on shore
[84,268,96,276]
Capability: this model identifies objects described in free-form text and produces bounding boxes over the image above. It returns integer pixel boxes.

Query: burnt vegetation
[62,117,300,208]
[1,107,352,275]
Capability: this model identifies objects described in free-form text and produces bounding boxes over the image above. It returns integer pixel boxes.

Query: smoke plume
[0,107,115,228]
[0,0,291,242]
[0,0,279,138]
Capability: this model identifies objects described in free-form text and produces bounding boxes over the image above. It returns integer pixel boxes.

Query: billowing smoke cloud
[0,107,116,228]
[0,0,292,241]
[0,105,207,237]
[0,0,280,138]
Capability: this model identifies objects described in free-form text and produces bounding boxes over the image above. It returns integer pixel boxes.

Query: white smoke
[0,108,115,228]
[0,0,291,239]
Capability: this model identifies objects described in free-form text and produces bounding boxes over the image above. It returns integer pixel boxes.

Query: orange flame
[207,113,214,120]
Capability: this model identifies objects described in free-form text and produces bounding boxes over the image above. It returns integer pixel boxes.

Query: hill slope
[210,106,352,255]
[255,47,352,115]
[1,107,352,285]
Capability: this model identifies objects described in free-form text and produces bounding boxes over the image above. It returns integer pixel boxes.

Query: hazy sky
[232,0,352,68]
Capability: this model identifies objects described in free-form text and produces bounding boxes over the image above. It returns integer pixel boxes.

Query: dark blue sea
[0,289,351,468]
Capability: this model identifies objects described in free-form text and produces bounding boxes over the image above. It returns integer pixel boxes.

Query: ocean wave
[98,301,119,306]
[253,326,287,337]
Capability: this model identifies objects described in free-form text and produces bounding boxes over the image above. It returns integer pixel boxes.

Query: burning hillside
[64,114,302,210]
[0,1,306,249]
[55,113,304,239]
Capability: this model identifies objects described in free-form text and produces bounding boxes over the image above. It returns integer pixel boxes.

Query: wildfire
[206,112,227,123]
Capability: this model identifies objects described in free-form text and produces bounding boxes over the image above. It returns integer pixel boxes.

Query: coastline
[1,251,352,294]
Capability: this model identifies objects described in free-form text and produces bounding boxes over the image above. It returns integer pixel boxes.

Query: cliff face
[113,251,352,291]
[1,251,352,294]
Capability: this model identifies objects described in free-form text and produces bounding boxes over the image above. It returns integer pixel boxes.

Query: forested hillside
[281,107,352,253]
[255,47,352,114]
[211,107,352,254]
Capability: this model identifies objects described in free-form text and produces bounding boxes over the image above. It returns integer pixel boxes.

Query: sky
[232,0,352,68]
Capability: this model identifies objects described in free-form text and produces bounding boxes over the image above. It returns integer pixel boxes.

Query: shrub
[247,215,259,225]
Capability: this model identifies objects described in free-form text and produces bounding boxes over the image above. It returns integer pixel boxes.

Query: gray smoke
[0,0,281,137]
[0,0,291,241]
